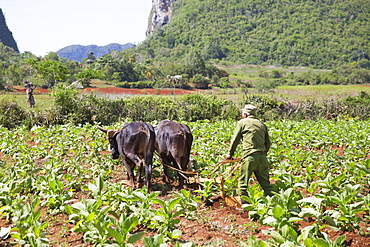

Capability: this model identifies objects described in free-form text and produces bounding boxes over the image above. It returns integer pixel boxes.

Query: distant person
[24,80,36,108]
[226,104,273,202]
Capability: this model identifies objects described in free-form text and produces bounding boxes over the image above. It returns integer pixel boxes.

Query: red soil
[11,85,201,95]
[12,86,49,94]
[84,87,198,95]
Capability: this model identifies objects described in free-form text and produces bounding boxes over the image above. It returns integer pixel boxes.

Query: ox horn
[97,126,108,133]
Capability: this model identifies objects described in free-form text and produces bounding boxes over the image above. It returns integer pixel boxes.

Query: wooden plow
[186,157,243,207]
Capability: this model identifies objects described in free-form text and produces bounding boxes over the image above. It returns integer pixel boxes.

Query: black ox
[98,121,155,189]
[155,120,193,188]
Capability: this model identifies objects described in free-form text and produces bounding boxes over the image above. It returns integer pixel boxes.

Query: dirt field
[1,84,369,247]
[12,85,199,96]
[0,156,369,247]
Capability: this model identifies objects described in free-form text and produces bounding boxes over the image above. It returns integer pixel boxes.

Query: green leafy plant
[241,184,270,220]
[106,213,144,247]
[11,196,49,247]
[64,198,113,245]
[174,189,199,219]
[262,188,303,232]
[151,197,184,238]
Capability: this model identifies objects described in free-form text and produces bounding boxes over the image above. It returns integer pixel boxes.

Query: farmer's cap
[242,104,257,115]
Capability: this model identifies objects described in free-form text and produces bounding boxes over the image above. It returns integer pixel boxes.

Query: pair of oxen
[98,120,193,190]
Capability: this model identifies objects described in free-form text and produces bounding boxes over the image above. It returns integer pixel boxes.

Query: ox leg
[122,158,136,188]
[126,155,144,189]
[176,156,189,189]
[144,156,153,190]
[159,157,171,183]
[137,161,143,183]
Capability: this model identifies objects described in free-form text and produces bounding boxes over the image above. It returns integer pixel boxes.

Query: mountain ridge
[56,43,135,62]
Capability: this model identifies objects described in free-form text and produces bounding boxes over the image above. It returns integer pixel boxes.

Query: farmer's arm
[227,121,242,158]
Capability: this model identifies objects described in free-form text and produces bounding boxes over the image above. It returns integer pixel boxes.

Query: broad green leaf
[333,235,346,246]
[288,217,304,223]
[323,216,337,227]
[107,227,124,244]
[169,229,182,239]
[99,205,111,215]
[153,198,166,207]
[127,231,144,244]
[269,230,285,244]
[272,205,284,220]
[281,225,298,241]
[124,216,139,232]
[349,201,364,209]
[173,209,186,218]
[304,238,314,247]
[297,197,324,208]
[132,191,146,201]
[313,238,330,247]
[86,212,95,221]
[298,208,321,218]
[280,242,295,247]
[172,218,180,224]
[262,216,277,226]
[299,225,316,240]
[169,198,183,211]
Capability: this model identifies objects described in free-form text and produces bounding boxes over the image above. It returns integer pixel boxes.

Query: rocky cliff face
[146,0,176,36]
[0,9,19,53]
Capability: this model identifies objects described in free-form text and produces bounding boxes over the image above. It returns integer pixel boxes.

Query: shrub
[3,88,369,129]
[242,95,282,121]
[339,91,370,119]
[190,74,209,89]
[0,100,29,129]
[112,81,130,88]
[52,86,124,125]
[219,77,232,89]
[122,95,178,122]
[177,93,239,121]
[254,79,278,92]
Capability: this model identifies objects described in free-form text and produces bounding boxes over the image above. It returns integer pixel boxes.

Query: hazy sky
[0,0,152,56]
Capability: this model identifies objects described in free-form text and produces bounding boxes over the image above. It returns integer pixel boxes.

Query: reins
[155,151,241,182]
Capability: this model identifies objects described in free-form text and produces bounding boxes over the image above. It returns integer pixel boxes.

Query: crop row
[0,119,369,246]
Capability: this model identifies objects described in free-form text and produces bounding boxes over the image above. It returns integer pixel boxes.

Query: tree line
[0,42,369,93]
[0,43,231,90]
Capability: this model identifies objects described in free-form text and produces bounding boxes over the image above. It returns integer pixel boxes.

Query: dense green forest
[136,0,370,69]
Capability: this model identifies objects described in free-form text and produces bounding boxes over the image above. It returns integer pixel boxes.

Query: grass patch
[88,79,114,88]
[274,84,370,101]
[211,84,370,103]
[0,94,54,111]
[221,64,330,81]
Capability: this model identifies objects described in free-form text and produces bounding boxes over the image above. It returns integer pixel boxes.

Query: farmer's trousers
[239,153,273,197]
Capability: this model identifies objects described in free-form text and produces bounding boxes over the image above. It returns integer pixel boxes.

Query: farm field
[0,119,369,246]
[1,83,370,112]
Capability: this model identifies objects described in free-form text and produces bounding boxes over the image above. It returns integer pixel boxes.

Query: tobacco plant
[0,119,369,246]
[11,196,49,247]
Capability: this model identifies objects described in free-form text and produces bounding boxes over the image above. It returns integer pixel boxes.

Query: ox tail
[173,130,189,171]
[142,122,154,162]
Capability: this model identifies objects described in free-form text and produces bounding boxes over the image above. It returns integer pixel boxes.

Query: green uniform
[228,115,272,196]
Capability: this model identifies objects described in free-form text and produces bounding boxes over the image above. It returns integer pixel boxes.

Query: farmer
[226,104,273,200]
[24,80,36,108]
